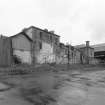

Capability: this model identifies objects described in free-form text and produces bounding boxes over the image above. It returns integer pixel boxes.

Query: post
[66,43,70,70]
[86,41,90,64]
[68,45,70,65]
[31,41,35,65]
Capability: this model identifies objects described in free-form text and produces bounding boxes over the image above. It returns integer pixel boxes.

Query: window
[55,38,58,45]
[50,35,52,41]
[39,42,42,49]
[39,32,42,40]
[72,52,73,57]
[91,51,93,56]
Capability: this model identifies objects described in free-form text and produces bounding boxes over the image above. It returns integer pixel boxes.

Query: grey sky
[0,0,105,45]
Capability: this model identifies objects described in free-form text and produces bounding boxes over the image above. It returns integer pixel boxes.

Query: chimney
[22,28,27,32]
[86,41,90,47]
[44,28,48,32]
[49,30,54,34]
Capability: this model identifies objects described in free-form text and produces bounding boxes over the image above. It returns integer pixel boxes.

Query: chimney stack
[86,41,90,47]
[44,29,48,32]
[49,30,55,34]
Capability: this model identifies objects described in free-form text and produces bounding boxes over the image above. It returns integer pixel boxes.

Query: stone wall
[12,34,32,64]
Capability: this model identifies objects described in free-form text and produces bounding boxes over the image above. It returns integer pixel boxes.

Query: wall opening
[13,55,22,64]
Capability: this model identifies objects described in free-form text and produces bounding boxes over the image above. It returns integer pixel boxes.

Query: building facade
[10,26,60,65]
[78,41,94,64]
[11,32,32,65]
[56,43,68,64]
[0,26,95,66]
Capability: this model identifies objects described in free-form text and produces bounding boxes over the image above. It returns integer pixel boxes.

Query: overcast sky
[0,0,105,45]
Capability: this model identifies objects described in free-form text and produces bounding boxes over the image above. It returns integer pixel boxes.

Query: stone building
[56,43,68,64]
[10,27,86,65]
[76,41,94,64]
[66,45,81,64]
[0,26,95,66]
[10,26,60,65]
[56,43,81,64]
[11,32,32,64]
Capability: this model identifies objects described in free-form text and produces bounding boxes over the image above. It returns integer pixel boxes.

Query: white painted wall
[13,50,32,64]
[36,42,56,64]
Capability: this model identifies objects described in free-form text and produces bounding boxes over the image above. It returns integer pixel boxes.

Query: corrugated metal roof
[91,43,105,52]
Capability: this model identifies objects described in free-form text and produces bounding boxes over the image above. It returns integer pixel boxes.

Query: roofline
[74,48,81,52]
[91,43,105,46]
[10,32,32,42]
[28,26,60,37]
[10,32,23,38]
[79,46,94,49]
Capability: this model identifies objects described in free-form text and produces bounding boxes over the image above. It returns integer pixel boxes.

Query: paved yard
[0,65,105,105]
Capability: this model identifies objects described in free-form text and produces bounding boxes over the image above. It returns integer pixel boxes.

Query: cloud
[86,0,105,42]
[0,0,105,45]
[0,0,44,35]
[39,0,71,19]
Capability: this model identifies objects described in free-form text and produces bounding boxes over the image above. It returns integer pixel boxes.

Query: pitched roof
[91,43,105,52]
[75,44,94,49]
[10,31,32,42]
[27,26,60,37]
[74,44,85,48]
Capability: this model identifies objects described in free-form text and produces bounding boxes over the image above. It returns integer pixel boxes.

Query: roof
[75,44,94,49]
[74,44,85,48]
[91,43,105,52]
[92,43,105,47]
[59,43,68,49]
[60,43,65,46]
[27,26,60,37]
[80,46,94,49]
[10,31,32,42]
[65,44,81,52]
